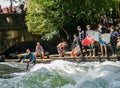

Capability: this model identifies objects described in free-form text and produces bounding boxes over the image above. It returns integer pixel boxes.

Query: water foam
[1,60,120,88]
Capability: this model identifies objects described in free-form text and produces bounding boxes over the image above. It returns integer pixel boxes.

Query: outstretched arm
[21,54,28,63]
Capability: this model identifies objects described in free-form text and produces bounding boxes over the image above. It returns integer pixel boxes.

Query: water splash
[1,60,120,88]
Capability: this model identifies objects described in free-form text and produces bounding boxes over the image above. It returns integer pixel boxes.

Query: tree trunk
[58,21,72,43]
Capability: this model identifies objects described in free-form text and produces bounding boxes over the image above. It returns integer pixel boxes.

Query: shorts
[99,38,106,46]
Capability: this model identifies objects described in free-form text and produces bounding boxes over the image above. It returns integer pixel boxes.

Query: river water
[0,60,120,88]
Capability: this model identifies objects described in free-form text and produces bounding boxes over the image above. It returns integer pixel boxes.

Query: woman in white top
[35,42,44,58]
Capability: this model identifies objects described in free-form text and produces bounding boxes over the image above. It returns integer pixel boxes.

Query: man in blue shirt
[21,49,36,70]
[110,26,119,57]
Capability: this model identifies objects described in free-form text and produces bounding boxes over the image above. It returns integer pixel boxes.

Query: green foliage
[26,0,114,40]
[26,0,59,40]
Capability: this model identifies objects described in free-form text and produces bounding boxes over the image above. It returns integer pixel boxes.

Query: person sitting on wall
[21,49,36,70]
[57,42,67,57]
[35,42,44,59]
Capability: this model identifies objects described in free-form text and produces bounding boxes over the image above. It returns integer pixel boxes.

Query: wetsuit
[71,37,79,50]
[78,30,85,56]
[110,31,119,55]
[22,52,36,70]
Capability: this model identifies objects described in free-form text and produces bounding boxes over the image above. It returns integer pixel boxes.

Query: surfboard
[86,30,99,42]
[82,36,95,46]
[71,45,80,56]
[101,33,111,44]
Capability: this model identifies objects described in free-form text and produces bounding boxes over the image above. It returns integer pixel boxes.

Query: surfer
[98,23,108,57]
[71,34,79,49]
[85,25,95,57]
[71,34,80,57]
[109,26,119,57]
[77,26,85,56]
[21,49,36,70]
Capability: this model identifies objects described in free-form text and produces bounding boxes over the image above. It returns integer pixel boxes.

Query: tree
[26,0,114,41]
[26,0,59,40]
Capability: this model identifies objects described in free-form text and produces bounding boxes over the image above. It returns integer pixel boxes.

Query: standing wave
[0,60,120,88]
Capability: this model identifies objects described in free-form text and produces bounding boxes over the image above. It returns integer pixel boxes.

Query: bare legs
[35,52,44,58]
[100,45,107,57]
[86,44,95,57]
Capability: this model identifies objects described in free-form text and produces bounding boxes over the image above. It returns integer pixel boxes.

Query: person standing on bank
[109,26,119,57]
[98,23,109,57]
[71,34,79,49]
[77,26,85,56]
[71,34,80,57]
[21,49,36,70]
[86,25,95,57]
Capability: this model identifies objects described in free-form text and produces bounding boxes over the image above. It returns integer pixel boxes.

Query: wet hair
[26,49,30,52]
